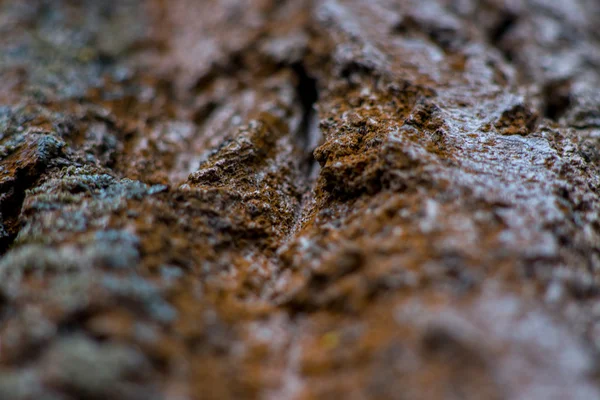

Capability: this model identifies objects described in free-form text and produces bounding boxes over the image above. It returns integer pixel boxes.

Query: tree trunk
[1,0,600,398]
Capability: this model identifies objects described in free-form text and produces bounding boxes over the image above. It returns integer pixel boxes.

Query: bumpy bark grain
[1,1,600,399]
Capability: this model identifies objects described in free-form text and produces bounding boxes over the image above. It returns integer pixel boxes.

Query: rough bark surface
[1,1,600,399]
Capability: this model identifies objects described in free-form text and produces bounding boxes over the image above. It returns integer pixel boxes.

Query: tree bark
[1,0,600,399]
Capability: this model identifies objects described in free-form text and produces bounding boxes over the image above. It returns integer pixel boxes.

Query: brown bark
[1,0,600,399]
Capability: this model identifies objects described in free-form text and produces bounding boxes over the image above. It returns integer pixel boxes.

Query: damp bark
[1,1,600,399]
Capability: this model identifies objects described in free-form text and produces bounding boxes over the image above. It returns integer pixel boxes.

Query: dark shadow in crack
[292,62,321,178]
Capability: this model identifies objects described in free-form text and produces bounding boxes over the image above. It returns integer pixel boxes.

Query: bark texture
[1,0,600,399]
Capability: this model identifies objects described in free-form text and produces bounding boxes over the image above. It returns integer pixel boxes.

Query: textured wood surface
[1,1,600,399]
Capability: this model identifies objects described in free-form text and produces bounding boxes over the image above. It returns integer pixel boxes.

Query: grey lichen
[40,335,158,400]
